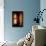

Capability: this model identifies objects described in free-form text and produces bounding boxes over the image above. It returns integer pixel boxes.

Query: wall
[40,0,46,27]
[4,0,40,42]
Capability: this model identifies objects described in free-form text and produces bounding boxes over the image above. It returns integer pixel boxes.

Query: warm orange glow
[14,14,17,24]
[19,14,23,25]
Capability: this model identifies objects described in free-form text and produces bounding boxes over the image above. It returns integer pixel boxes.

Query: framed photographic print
[12,11,23,27]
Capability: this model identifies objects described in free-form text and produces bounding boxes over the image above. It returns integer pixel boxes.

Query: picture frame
[12,11,23,27]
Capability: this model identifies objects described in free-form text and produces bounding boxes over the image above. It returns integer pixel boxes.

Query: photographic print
[12,11,23,27]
